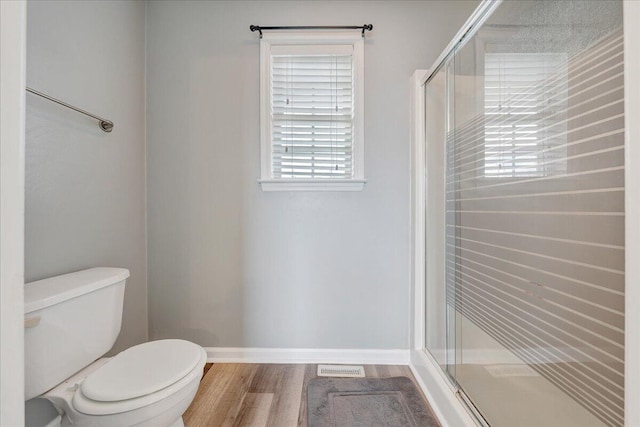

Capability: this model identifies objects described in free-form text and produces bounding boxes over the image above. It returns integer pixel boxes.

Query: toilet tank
[24,268,129,400]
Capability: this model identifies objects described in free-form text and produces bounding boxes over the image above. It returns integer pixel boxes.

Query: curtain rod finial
[250,25,263,38]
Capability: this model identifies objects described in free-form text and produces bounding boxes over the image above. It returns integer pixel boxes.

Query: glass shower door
[432,1,625,426]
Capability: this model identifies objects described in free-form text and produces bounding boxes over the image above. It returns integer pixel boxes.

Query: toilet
[24,267,207,427]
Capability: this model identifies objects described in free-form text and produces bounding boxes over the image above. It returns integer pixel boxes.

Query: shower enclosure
[422,1,625,425]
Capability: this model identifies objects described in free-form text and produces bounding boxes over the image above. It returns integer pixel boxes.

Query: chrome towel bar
[26,87,114,133]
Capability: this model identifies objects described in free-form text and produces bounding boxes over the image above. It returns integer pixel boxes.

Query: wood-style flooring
[184,363,433,427]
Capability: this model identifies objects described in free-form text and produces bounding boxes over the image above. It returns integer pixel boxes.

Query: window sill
[258,179,367,192]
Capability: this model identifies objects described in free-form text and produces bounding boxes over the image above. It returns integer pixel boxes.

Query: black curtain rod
[250,25,373,38]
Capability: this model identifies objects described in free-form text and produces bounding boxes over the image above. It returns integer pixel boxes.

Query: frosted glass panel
[441,1,624,426]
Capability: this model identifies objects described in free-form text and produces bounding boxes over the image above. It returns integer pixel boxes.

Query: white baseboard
[409,349,477,427]
[204,347,410,365]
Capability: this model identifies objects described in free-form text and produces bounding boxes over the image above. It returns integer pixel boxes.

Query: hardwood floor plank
[364,364,379,377]
[184,363,239,424]
[213,364,260,425]
[233,393,274,427]
[385,364,409,377]
[265,364,305,427]
[373,364,391,377]
[219,365,262,427]
[202,362,213,379]
[296,364,317,427]
[249,364,286,393]
[184,363,259,426]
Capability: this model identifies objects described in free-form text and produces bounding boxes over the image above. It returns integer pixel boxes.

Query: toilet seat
[72,340,206,416]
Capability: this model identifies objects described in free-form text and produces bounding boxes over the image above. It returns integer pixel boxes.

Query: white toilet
[25,267,207,427]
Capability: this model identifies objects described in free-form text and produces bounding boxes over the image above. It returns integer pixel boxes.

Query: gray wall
[26,0,147,353]
[146,0,477,349]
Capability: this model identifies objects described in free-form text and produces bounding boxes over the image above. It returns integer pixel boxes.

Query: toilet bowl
[25,268,206,427]
[44,339,207,427]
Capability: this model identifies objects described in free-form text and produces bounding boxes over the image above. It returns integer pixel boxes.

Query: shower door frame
[0,1,26,426]
[623,1,640,425]
[409,0,640,425]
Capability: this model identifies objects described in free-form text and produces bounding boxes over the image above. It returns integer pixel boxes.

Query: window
[258,32,366,191]
[483,52,567,178]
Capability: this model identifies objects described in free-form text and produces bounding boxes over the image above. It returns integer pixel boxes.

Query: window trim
[258,31,366,191]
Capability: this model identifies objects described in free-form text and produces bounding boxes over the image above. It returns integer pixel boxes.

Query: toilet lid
[80,339,203,402]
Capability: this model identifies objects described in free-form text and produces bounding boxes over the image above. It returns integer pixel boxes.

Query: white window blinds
[271,49,354,179]
[484,52,567,178]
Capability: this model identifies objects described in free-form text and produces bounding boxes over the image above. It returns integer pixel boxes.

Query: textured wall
[26,0,147,353]
[146,0,478,349]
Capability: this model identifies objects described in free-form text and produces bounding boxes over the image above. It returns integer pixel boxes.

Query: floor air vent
[317,364,365,378]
